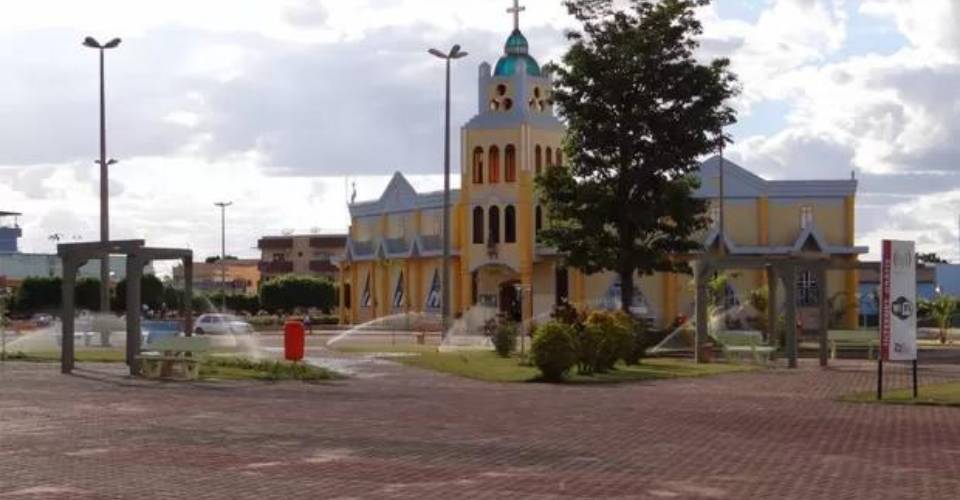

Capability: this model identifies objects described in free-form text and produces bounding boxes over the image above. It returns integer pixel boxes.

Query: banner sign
[880,240,917,361]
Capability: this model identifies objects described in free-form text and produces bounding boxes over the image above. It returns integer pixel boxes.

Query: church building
[337,3,865,332]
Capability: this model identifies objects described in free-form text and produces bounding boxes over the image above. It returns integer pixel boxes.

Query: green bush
[585,311,633,372]
[484,317,519,358]
[532,321,577,381]
[624,319,647,365]
[572,324,603,375]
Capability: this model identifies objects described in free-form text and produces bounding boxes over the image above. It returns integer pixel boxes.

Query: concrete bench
[828,330,879,360]
[714,331,774,364]
[138,337,212,380]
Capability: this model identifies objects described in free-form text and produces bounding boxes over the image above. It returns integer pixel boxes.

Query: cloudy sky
[1,0,958,271]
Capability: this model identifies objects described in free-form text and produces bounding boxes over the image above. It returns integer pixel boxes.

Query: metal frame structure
[58,240,193,376]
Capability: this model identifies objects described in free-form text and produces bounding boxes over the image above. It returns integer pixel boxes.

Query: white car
[193,314,254,335]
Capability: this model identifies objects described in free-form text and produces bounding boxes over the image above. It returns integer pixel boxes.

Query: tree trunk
[619,269,634,315]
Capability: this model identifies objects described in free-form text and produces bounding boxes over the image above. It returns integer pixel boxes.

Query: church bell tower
[457,0,565,324]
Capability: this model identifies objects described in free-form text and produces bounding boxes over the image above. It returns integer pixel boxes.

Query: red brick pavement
[1,356,959,499]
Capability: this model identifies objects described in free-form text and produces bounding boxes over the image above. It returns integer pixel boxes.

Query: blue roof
[493,30,541,77]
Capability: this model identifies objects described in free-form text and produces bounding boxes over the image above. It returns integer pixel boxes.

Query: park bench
[138,336,212,380]
[713,331,775,364]
[828,330,880,360]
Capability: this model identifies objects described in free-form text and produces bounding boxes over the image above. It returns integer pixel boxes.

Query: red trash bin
[283,320,305,362]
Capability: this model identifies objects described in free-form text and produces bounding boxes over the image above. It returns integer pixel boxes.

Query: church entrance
[499,280,521,323]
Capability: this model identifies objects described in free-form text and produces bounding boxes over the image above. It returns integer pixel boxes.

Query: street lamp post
[215,202,233,312]
[84,35,121,345]
[429,44,468,340]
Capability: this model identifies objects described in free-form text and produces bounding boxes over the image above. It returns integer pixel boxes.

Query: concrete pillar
[695,263,709,363]
[782,264,798,369]
[766,266,778,347]
[818,265,829,367]
[183,257,194,337]
[61,260,79,375]
[125,256,145,375]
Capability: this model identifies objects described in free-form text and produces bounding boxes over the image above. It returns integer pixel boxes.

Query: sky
[1,0,959,273]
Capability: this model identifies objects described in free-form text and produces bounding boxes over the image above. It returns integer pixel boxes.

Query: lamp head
[428,48,447,59]
[104,38,122,49]
[83,36,101,48]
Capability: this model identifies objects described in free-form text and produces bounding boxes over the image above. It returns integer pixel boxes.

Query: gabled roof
[349,172,461,218]
[700,224,867,257]
[696,156,858,199]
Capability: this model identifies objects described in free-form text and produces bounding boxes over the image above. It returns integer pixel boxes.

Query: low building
[0,211,142,295]
[172,259,260,296]
[257,234,347,283]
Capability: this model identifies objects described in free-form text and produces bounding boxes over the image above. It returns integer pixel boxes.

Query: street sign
[880,240,917,361]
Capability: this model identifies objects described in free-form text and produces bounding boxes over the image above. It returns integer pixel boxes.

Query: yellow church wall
[532,261,555,319]
[767,198,845,246]
[709,199,760,245]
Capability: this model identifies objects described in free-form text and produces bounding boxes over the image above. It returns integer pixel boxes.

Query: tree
[539,0,738,313]
[75,278,102,311]
[10,277,61,313]
[205,255,238,264]
[259,275,336,313]
[918,252,947,264]
[113,274,165,312]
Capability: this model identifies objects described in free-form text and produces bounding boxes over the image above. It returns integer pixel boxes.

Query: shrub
[624,319,650,365]
[484,316,519,358]
[585,311,633,372]
[531,321,577,381]
[572,324,604,375]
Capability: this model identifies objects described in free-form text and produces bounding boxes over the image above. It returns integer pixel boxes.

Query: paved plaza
[1,346,960,499]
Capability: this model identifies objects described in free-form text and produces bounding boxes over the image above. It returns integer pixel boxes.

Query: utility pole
[428,44,468,339]
[83,36,121,346]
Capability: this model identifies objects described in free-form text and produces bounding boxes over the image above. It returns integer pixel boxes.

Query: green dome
[494,30,541,77]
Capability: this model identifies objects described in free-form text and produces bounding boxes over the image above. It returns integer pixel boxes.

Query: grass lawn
[393,350,760,384]
[331,344,438,355]
[2,351,340,382]
[3,350,127,363]
[843,382,960,407]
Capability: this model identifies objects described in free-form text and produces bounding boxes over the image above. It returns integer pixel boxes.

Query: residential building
[257,234,347,283]
[172,259,260,296]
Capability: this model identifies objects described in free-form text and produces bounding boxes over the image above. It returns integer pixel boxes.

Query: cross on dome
[507,0,526,31]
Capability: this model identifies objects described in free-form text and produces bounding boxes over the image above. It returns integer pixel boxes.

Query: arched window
[472,207,484,244]
[555,149,563,167]
[535,206,543,233]
[488,146,500,184]
[505,145,517,183]
[472,147,484,184]
[545,147,553,168]
[488,206,500,244]
[535,145,543,176]
[505,205,516,243]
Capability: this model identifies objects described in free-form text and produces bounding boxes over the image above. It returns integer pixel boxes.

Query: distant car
[193,314,254,335]
[31,314,53,327]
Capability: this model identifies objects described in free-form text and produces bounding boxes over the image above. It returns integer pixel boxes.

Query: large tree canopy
[539,0,739,313]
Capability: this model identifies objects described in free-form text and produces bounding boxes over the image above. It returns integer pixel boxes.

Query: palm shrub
[930,295,957,345]
[484,316,519,358]
[531,321,578,382]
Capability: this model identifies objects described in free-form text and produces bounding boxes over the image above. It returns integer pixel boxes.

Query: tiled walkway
[1,354,958,499]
